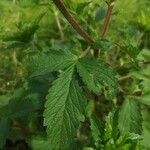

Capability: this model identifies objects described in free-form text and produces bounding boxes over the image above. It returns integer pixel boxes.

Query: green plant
[0,0,150,150]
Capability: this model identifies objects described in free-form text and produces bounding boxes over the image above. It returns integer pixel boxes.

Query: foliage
[0,0,150,150]
[77,56,118,99]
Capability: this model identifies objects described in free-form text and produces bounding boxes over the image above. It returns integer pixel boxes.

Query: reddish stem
[100,4,114,38]
[94,49,99,58]
[94,3,114,58]
[93,2,114,102]
[52,0,94,45]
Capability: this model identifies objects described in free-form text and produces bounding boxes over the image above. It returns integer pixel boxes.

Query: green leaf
[31,137,50,150]
[1,88,39,119]
[92,39,111,52]
[77,56,118,99]
[137,49,150,62]
[4,98,38,119]
[95,8,106,21]
[76,2,91,14]
[139,94,150,106]
[3,11,46,43]
[104,113,114,142]
[122,44,140,59]
[116,133,143,149]
[102,110,119,149]
[0,95,10,108]
[8,99,38,118]
[118,98,142,135]
[0,118,12,149]
[44,65,87,150]
[29,49,77,77]
[104,110,119,141]
[90,115,103,148]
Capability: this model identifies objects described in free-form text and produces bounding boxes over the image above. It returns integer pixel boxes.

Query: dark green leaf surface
[77,56,118,99]
[118,98,142,135]
[31,137,50,150]
[122,44,140,59]
[90,115,103,148]
[1,88,39,119]
[0,118,12,149]
[95,8,106,21]
[44,65,87,150]
[29,49,77,77]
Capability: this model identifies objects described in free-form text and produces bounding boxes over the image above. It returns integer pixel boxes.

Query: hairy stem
[52,0,94,45]
[100,3,114,38]
[93,2,115,104]
[94,2,115,58]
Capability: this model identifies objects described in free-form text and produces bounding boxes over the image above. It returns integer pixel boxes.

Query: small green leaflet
[121,44,140,60]
[92,39,111,52]
[0,118,12,149]
[138,94,150,106]
[29,49,77,77]
[3,11,46,43]
[104,110,119,142]
[90,115,103,148]
[43,65,87,150]
[77,56,118,99]
[118,98,142,135]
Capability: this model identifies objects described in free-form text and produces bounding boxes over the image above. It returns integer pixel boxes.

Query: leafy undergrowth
[0,0,150,150]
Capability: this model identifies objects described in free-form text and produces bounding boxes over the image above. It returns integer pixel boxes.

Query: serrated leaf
[116,133,143,148]
[122,44,140,59]
[104,110,119,141]
[118,98,142,135]
[29,49,77,77]
[44,65,87,150]
[77,56,118,99]
[3,11,46,43]
[90,115,103,148]
[92,39,111,52]
[0,118,12,149]
[104,113,114,141]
